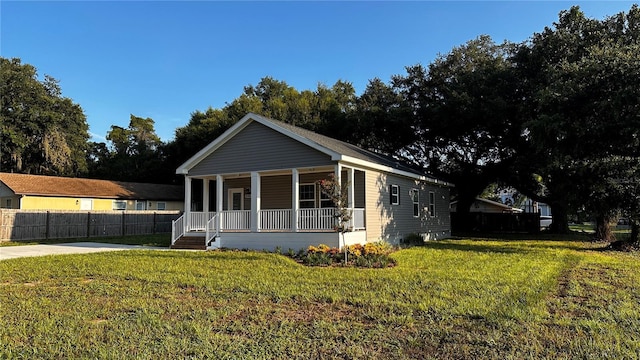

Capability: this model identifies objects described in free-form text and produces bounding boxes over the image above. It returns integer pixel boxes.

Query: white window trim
[300,183,316,208]
[411,189,420,218]
[390,184,400,205]
[429,191,436,217]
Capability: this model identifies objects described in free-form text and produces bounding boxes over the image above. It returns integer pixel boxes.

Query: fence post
[46,211,50,240]
[87,212,91,238]
[153,212,157,234]
[122,211,126,236]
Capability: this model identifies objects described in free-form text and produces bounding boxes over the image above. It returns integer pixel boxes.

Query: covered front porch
[171,165,367,250]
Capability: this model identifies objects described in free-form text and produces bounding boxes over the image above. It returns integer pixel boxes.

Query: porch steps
[171,235,207,250]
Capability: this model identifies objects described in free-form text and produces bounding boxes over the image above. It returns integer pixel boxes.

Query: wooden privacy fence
[0,209,182,242]
[451,212,541,234]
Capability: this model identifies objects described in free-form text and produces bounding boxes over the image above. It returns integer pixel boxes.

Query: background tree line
[1,5,638,242]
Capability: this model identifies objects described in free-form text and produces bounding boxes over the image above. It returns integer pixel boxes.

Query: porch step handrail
[171,214,185,245]
[205,214,220,249]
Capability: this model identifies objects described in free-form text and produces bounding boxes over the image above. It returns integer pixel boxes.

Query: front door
[228,189,244,210]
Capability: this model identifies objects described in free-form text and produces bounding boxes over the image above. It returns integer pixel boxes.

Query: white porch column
[216,175,223,231]
[251,171,261,232]
[335,164,342,191]
[292,168,299,232]
[203,179,210,213]
[184,176,192,230]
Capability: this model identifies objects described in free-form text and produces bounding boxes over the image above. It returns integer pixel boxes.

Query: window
[157,202,166,210]
[5,199,12,208]
[390,184,399,205]
[429,191,436,217]
[113,200,127,210]
[135,200,147,210]
[410,189,419,217]
[299,184,316,208]
[319,188,334,208]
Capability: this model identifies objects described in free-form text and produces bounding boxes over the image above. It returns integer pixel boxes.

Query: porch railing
[171,214,185,245]
[205,214,220,248]
[298,208,337,230]
[221,210,251,230]
[188,211,216,231]
[184,208,365,233]
[260,209,292,230]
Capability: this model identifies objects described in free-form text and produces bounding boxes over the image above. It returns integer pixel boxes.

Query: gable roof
[0,173,184,201]
[177,113,452,186]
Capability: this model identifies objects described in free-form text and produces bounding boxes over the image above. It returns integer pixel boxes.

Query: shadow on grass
[0,234,171,248]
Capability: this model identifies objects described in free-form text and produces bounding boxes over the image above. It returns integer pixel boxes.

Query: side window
[390,184,399,205]
[429,191,436,217]
[113,200,127,210]
[410,189,419,217]
[157,202,166,210]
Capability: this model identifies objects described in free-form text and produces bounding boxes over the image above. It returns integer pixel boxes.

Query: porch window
[113,200,127,210]
[390,184,399,205]
[157,202,166,210]
[429,191,436,217]
[299,183,316,208]
[4,199,11,208]
[410,189,419,217]
[319,189,334,208]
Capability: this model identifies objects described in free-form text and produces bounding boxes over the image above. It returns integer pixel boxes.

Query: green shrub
[401,233,424,246]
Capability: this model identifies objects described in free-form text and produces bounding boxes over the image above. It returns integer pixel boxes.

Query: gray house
[172,113,452,250]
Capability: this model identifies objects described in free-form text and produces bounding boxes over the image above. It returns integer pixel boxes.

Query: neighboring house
[450,198,524,214]
[498,189,552,216]
[0,173,184,211]
[172,113,453,251]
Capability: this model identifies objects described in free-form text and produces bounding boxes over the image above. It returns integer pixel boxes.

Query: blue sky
[2,1,636,143]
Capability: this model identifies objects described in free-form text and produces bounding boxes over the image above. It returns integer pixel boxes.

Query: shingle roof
[253,114,428,176]
[0,173,184,201]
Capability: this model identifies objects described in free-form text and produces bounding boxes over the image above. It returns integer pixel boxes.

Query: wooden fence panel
[0,210,48,241]
[48,211,89,239]
[0,209,182,242]
[88,212,124,237]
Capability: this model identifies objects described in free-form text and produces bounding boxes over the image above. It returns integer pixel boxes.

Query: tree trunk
[548,202,570,233]
[630,218,639,244]
[594,213,615,242]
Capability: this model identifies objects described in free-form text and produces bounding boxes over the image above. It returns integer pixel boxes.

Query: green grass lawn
[1,238,639,359]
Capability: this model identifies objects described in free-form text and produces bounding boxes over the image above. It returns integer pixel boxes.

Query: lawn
[1,238,639,359]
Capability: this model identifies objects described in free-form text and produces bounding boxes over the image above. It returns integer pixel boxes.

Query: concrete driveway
[0,242,165,261]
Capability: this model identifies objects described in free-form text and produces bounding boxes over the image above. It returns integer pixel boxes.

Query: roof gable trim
[176,113,341,174]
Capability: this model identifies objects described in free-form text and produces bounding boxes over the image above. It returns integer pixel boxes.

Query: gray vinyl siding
[365,169,450,243]
[189,122,333,176]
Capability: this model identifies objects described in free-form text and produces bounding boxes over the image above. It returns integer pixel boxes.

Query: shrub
[293,242,396,268]
[401,233,424,246]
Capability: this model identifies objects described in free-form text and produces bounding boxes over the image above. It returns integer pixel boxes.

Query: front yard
[1,238,639,358]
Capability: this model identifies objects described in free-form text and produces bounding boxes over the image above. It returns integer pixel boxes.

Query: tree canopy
[1,57,89,176]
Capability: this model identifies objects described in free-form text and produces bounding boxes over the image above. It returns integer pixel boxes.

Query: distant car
[540,216,552,229]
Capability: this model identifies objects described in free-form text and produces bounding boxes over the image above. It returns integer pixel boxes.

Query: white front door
[228,189,244,210]
[80,199,92,210]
